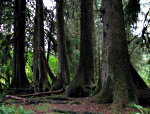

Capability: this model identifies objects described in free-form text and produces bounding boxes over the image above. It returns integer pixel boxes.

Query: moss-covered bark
[66,0,94,97]
[67,65,95,97]
[92,76,113,103]
[93,0,138,112]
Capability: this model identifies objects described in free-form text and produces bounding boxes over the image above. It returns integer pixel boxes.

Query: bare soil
[3,96,139,114]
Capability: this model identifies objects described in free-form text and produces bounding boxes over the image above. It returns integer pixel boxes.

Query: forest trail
[3,96,138,114]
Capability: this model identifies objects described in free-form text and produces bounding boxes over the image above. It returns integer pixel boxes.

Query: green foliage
[139,54,150,87]
[47,55,58,84]
[132,52,150,87]
[48,55,58,75]
[130,102,150,114]
[0,34,12,89]
[25,54,58,84]
[25,52,33,83]
[0,105,34,114]
[0,1,14,90]
[0,92,7,103]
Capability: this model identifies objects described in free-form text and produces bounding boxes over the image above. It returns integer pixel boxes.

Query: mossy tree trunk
[67,0,94,97]
[11,0,29,90]
[94,0,138,111]
[51,0,70,90]
[33,0,50,92]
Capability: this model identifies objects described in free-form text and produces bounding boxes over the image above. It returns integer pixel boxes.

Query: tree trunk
[94,0,138,111]
[67,0,94,97]
[11,0,29,91]
[51,0,70,90]
[33,0,50,92]
[0,1,2,92]
[0,1,2,27]
[130,63,148,89]
[93,25,102,94]
[33,11,39,92]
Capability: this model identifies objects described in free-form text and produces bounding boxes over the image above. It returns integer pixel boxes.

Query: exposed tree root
[90,78,113,104]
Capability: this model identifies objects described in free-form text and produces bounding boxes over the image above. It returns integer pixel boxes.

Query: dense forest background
[0,0,150,112]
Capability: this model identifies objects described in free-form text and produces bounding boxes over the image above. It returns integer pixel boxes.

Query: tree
[63,0,81,78]
[0,1,2,26]
[67,0,94,97]
[33,0,49,92]
[93,0,138,111]
[51,0,70,90]
[11,0,29,90]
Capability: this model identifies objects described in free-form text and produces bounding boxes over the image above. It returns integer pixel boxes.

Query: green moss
[37,103,51,111]
[66,77,89,97]
[92,77,113,104]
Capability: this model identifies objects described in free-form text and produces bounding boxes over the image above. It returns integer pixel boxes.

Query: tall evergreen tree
[11,0,29,90]
[0,1,2,27]
[93,0,138,111]
[67,0,94,97]
[33,0,49,92]
[51,0,70,90]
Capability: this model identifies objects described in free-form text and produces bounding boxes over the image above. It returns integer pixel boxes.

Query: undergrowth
[130,102,150,114]
[0,104,34,114]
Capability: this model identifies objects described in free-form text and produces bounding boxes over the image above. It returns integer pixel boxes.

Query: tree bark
[33,0,50,92]
[130,63,148,89]
[67,0,94,97]
[11,0,29,90]
[39,47,57,81]
[51,0,70,90]
[94,0,138,111]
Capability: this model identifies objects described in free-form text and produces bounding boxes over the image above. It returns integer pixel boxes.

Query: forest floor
[2,95,140,114]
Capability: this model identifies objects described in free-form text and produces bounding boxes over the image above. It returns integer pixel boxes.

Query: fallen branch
[4,95,41,104]
[19,88,64,97]
[5,95,27,101]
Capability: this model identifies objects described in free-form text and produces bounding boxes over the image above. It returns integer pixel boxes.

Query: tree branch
[39,46,57,81]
